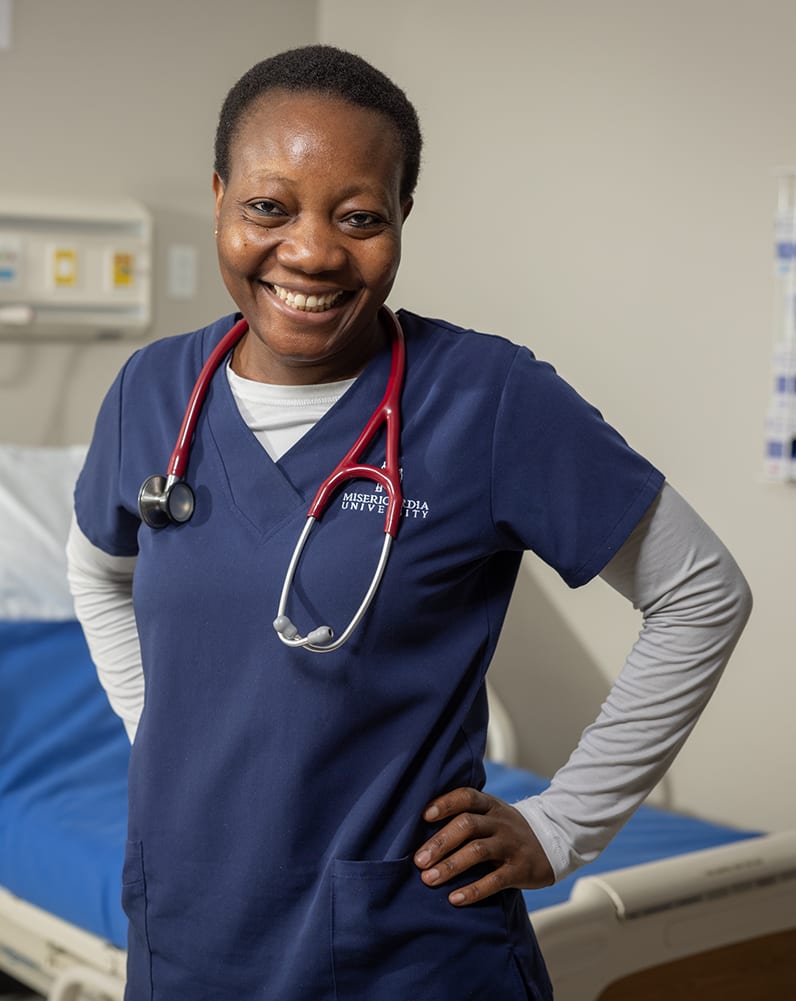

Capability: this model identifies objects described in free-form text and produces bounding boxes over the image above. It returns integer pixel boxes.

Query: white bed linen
[0,445,86,620]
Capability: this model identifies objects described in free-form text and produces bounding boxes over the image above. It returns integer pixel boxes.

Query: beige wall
[0,0,316,442]
[2,1,793,834]
[317,0,796,833]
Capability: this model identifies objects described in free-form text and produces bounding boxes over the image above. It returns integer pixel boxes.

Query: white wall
[318,0,796,833]
[0,0,316,442]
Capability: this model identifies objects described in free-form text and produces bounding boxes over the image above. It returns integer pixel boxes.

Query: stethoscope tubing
[166,316,250,482]
[307,308,404,534]
[138,308,405,653]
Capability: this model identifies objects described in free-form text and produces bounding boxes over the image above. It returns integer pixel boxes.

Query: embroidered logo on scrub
[340,467,430,521]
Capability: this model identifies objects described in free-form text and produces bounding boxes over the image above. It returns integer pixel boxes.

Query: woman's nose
[276,216,347,274]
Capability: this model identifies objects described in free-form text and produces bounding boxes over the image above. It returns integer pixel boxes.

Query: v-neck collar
[202,322,394,538]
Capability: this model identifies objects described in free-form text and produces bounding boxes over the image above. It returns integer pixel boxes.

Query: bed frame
[532,829,796,1000]
[0,889,124,1000]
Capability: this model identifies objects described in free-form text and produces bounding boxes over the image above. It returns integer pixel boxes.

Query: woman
[68,45,751,1000]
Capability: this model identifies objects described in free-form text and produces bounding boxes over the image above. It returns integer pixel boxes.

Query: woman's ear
[401,197,414,223]
[212,173,225,234]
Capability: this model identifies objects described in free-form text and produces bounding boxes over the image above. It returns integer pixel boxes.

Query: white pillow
[0,445,87,620]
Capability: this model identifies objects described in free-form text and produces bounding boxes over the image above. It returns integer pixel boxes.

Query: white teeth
[271,284,344,312]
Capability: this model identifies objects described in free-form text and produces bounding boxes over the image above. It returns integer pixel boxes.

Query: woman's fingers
[422,786,492,824]
[415,810,493,881]
[414,786,555,906]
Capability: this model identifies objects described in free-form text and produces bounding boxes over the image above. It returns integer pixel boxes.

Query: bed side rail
[0,887,125,1000]
[531,831,796,1001]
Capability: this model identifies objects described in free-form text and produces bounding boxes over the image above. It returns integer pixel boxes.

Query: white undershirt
[226,360,356,460]
[66,369,752,881]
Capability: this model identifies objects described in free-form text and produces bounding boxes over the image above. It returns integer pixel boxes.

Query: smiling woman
[212,90,412,384]
[67,43,751,1001]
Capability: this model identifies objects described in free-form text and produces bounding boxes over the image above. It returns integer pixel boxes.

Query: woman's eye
[344,212,384,229]
[249,200,286,217]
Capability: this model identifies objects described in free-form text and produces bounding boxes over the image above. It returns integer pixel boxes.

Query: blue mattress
[0,619,759,948]
[0,620,130,948]
[484,759,760,910]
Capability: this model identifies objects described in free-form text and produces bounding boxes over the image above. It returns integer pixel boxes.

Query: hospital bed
[0,445,794,1001]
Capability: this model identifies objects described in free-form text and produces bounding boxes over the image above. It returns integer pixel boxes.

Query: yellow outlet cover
[54,248,78,287]
[113,251,134,287]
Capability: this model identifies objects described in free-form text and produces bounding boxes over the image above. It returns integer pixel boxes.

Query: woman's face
[213,90,412,384]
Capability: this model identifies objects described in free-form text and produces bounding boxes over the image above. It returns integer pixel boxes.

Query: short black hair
[214,45,423,201]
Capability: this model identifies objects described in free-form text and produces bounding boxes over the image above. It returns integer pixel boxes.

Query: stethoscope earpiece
[273,615,334,649]
[138,475,195,529]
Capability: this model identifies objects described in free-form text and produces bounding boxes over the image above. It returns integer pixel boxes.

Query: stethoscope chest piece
[138,474,195,529]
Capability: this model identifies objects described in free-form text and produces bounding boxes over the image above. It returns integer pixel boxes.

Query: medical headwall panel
[764,171,796,481]
[0,195,152,338]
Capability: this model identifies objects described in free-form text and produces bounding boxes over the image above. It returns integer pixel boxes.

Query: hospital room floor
[0,972,42,999]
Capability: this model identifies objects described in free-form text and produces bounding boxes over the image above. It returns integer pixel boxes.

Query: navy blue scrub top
[75,310,664,1000]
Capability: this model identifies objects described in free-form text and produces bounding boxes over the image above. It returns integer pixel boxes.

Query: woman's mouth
[268,283,347,313]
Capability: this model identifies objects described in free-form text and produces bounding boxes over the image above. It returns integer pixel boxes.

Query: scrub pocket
[121,839,152,1001]
[331,856,549,1000]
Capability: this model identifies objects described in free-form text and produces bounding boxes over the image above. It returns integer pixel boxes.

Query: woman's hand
[413,787,555,906]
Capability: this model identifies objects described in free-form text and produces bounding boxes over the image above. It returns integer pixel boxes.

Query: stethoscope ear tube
[273,519,394,652]
[272,309,405,652]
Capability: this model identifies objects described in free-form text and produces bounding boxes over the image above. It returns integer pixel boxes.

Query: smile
[270,283,346,313]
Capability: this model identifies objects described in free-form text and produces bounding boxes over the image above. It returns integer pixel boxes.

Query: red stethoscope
[137,307,405,653]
